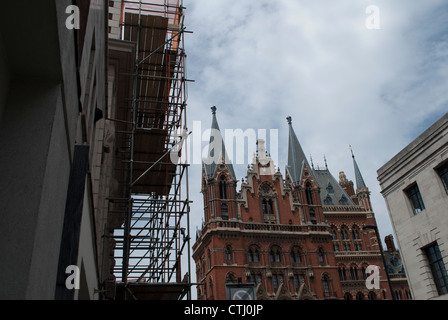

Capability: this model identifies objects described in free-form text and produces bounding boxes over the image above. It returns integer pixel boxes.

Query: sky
[180,0,448,289]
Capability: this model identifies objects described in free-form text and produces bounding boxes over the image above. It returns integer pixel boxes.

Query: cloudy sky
[180,0,448,281]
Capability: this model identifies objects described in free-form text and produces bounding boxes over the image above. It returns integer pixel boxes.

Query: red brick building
[192,108,407,300]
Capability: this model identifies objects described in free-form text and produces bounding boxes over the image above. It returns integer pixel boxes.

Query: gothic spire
[286,116,316,185]
[203,106,236,180]
[349,145,367,190]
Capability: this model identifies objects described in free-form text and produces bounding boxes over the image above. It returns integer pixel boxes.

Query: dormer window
[326,182,334,194]
[339,195,348,205]
[324,194,333,205]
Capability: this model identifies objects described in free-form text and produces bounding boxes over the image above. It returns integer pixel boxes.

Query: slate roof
[313,169,356,206]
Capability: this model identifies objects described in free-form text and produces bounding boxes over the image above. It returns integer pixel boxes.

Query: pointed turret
[350,146,367,191]
[203,106,236,180]
[286,116,316,186]
[349,146,372,211]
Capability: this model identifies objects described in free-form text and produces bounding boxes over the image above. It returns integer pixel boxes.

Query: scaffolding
[108,0,192,300]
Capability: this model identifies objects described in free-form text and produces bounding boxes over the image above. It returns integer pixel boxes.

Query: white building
[377,112,448,300]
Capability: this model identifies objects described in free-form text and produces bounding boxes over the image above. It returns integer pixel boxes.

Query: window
[290,247,302,265]
[219,176,227,199]
[221,203,228,220]
[324,194,333,205]
[305,183,313,204]
[424,243,448,295]
[338,267,347,281]
[436,162,448,194]
[356,292,364,300]
[248,246,260,263]
[339,195,348,205]
[340,227,349,240]
[269,247,281,264]
[272,274,283,291]
[331,227,338,240]
[350,266,359,280]
[344,292,353,300]
[225,246,232,263]
[262,198,274,215]
[309,209,316,224]
[318,248,325,265]
[326,182,334,194]
[352,227,360,240]
[322,275,332,298]
[405,183,425,215]
[368,291,376,300]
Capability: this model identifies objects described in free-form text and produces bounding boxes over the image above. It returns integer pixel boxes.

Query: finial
[349,145,355,158]
[324,155,328,169]
[310,154,315,170]
[286,116,292,125]
[211,106,217,114]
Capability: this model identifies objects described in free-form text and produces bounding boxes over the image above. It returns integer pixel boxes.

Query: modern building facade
[0,0,107,300]
[193,108,404,300]
[0,0,191,300]
[377,112,448,300]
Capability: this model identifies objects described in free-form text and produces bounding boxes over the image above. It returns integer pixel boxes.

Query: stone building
[377,112,448,300]
[193,108,400,300]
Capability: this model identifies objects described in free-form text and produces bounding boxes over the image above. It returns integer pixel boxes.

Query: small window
[219,176,227,199]
[405,183,425,215]
[262,198,274,215]
[318,248,325,265]
[436,162,448,194]
[225,247,232,263]
[424,243,448,295]
[324,194,333,205]
[339,195,348,205]
[309,209,316,224]
[305,183,313,204]
[221,203,228,220]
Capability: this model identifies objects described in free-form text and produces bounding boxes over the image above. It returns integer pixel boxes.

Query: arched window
[331,226,338,240]
[344,292,353,300]
[352,226,360,239]
[290,247,302,265]
[225,272,236,283]
[221,203,228,220]
[322,274,332,298]
[225,246,232,263]
[318,248,325,265]
[368,291,376,300]
[305,183,313,204]
[219,175,227,199]
[356,292,364,300]
[338,266,347,281]
[350,266,359,280]
[340,227,349,240]
[269,246,281,264]
[247,246,260,263]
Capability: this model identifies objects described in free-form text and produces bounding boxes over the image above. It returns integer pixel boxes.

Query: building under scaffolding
[106,0,192,300]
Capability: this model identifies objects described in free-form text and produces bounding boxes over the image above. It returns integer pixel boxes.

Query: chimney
[384,234,396,252]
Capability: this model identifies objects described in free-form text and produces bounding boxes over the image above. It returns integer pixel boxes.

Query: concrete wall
[0,0,106,299]
[378,113,448,300]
